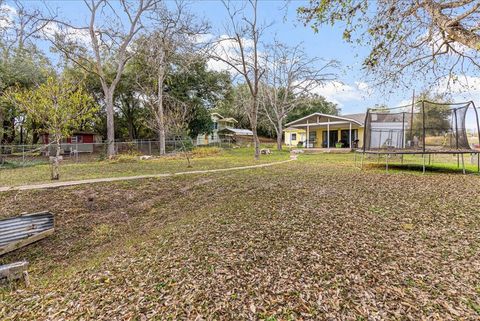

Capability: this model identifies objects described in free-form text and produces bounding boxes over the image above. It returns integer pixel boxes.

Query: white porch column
[306,119,309,149]
[349,122,352,149]
[327,118,330,149]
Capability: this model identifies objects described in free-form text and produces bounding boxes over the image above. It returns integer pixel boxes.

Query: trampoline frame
[356,100,480,174]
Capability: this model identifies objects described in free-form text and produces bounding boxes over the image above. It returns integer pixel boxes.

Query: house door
[340,129,358,147]
[322,130,338,148]
[308,131,317,147]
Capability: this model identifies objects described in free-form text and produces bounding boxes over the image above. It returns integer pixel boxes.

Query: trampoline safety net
[363,100,480,153]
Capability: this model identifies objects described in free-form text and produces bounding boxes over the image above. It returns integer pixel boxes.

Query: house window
[291,133,297,141]
[213,122,218,130]
[71,135,83,143]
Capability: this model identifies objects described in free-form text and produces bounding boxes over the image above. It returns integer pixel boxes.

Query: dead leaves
[2,153,480,319]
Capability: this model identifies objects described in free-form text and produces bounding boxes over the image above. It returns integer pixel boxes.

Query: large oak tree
[298,0,480,90]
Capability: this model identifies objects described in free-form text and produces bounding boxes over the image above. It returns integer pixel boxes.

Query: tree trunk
[2,117,15,144]
[158,128,165,154]
[252,126,261,160]
[105,90,116,158]
[251,99,261,160]
[51,137,61,180]
[425,1,480,51]
[157,66,166,155]
[180,138,192,168]
[127,121,135,141]
[276,121,283,151]
[32,131,39,145]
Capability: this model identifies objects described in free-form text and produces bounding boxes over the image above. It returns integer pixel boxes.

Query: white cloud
[207,34,255,73]
[434,75,480,101]
[42,21,91,45]
[393,99,414,108]
[193,33,214,44]
[310,80,370,106]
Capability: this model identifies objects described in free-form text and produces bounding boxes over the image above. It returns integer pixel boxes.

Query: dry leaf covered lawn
[1,153,480,320]
[0,147,290,187]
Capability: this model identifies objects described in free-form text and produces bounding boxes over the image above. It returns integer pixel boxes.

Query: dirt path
[0,158,295,192]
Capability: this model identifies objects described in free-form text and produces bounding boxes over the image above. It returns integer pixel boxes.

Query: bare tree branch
[36,0,160,157]
[259,40,337,150]
[210,0,270,159]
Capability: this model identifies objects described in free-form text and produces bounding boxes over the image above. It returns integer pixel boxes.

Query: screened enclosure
[362,100,480,153]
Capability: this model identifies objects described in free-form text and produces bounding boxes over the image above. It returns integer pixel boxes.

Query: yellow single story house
[284,113,366,149]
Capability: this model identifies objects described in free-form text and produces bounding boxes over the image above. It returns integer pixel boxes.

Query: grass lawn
[1,151,480,319]
[0,147,290,187]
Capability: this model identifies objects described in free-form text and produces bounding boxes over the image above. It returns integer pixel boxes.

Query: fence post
[22,145,25,166]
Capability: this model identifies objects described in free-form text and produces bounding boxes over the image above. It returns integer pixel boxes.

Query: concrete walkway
[0,158,295,193]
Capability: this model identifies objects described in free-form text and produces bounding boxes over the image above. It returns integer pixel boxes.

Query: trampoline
[356,100,480,173]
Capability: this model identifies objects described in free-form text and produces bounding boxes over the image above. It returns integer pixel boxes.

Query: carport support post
[327,118,330,149]
[306,119,309,149]
[349,122,352,150]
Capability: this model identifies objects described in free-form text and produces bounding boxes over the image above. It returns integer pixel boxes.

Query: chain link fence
[0,138,234,168]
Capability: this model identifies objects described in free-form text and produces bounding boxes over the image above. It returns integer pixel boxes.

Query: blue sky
[6,0,480,126]
[190,0,379,115]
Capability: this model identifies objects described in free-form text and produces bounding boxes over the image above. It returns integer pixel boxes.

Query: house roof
[218,127,253,135]
[42,131,98,136]
[284,127,306,132]
[219,117,238,123]
[285,112,365,127]
[211,113,238,123]
[341,113,367,124]
[211,112,224,119]
[72,131,98,135]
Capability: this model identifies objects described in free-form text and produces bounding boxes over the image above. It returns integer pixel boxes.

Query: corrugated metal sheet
[0,212,54,248]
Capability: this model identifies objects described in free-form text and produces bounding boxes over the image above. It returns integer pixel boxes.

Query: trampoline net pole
[422,100,426,153]
[453,108,459,149]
